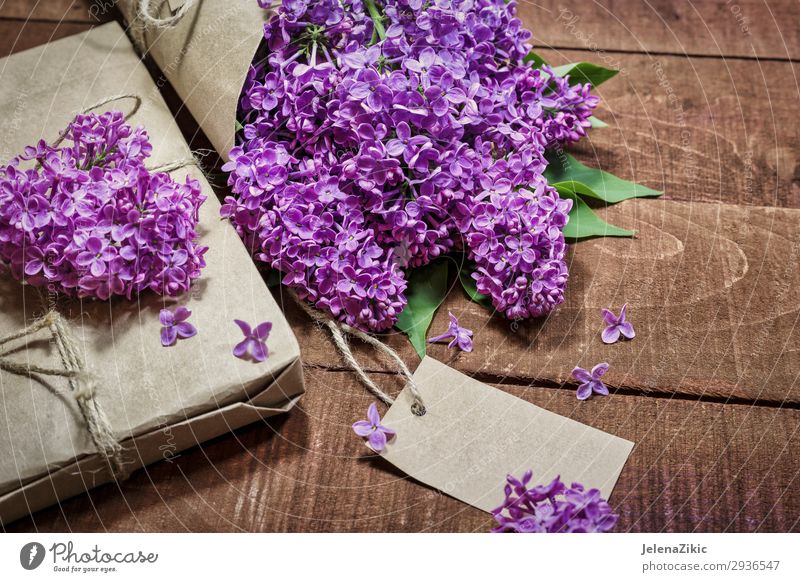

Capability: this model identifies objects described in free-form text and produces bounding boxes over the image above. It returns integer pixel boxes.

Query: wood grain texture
[537,48,800,210]
[0,1,115,23]
[0,19,90,56]
[6,368,799,532]
[521,0,800,60]
[283,199,800,404]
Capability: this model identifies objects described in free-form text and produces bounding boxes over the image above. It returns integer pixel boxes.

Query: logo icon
[20,542,46,570]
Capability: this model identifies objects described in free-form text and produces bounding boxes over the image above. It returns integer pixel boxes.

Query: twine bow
[0,310,127,478]
[289,292,426,416]
[0,94,201,480]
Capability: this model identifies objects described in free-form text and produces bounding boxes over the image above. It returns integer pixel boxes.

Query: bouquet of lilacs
[222,0,658,351]
[0,111,207,300]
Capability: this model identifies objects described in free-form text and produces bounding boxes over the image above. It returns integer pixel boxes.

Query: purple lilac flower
[233,319,272,362]
[428,311,474,352]
[572,362,610,400]
[601,303,635,344]
[352,402,396,451]
[492,471,618,533]
[222,0,601,331]
[160,307,197,347]
[0,111,207,301]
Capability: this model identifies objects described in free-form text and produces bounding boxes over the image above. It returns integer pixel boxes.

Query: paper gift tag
[380,357,633,512]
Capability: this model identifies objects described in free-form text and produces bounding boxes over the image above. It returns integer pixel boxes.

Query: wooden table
[2,0,798,532]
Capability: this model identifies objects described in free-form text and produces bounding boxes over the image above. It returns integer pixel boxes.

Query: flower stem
[364,0,386,42]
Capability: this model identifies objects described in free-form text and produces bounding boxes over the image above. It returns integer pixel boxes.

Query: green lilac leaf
[396,259,449,358]
[557,187,635,239]
[550,62,619,87]
[234,119,244,132]
[545,152,662,204]
[523,50,548,70]
[588,115,608,128]
[457,262,493,309]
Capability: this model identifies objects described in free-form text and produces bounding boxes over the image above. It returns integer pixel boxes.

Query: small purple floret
[352,402,396,452]
[572,362,610,400]
[233,319,272,362]
[160,307,197,347]
[601,303,635,344]
[428,311,474,352]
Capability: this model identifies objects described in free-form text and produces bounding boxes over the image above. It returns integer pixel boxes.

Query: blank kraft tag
[380,357,633,512]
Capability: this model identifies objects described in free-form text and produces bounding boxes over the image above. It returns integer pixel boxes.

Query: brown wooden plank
[537,48,800,210]
[6,368,799,532]
[283,199,800,405]
[0,20,90,57]
[0,0,114,23]
[3,1,796,59]
[279,46,800,403]
[521,0,800,60]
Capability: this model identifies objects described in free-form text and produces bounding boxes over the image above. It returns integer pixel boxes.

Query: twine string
[289,292,426,415]
[1,93,201,480]
[0,310,127,479]
[131,0,198,54]
[139,0,197,28]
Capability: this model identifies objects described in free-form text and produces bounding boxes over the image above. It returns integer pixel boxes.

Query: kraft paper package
[119,0,270,161]
[0,22,304,525]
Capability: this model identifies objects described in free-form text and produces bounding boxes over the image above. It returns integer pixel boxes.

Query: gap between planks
[302,363,800,411]
[538,43,799,64]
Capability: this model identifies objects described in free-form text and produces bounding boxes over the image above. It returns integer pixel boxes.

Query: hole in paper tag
[380,357,633,513]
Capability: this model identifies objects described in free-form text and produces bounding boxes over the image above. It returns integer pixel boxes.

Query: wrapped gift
[0,22,304,525]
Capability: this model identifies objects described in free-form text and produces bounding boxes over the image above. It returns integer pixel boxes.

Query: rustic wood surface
[522,0,800,60]
[1,0,799,532]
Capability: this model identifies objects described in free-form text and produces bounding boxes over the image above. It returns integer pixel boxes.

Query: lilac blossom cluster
[222,0,598,330]
[0,111,207,300]
[492,471,618,533]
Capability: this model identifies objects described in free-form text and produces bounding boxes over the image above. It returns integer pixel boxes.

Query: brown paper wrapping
[118,0,269,160]
[0,22,304,525]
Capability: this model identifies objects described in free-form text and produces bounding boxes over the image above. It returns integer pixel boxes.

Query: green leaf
[545,152,662,204]
[457,263,493,309]
[588,115,608,128]
[234,119,244,132]
[557,187,635,239]
[396,259,449,358]
[523,50,548,70]
[550,62,619,87]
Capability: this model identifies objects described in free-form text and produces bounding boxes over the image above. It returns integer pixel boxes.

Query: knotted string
[0,94,201,480]
[0,308,127,479]
[139,0,197,28]
[289,291,426,416]
[130,0,198,54]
